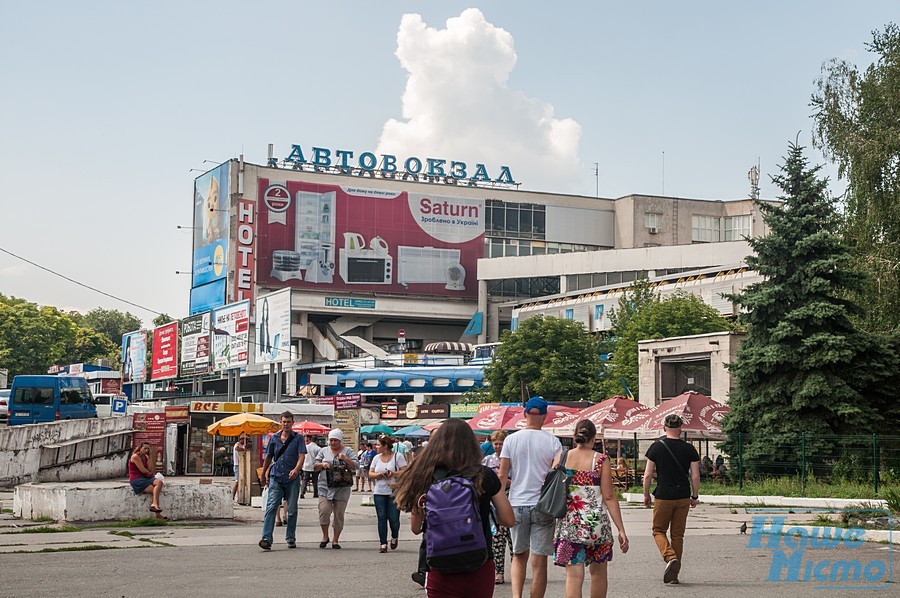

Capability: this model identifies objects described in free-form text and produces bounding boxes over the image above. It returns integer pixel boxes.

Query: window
[724,215,751,241]
[644,212,662,230]
[15,386,53,405]
[564,309,574,320]
[692,215,721,242]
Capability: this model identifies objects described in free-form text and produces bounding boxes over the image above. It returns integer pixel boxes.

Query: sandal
[319,540,329,549]
[495,574,504,585]
[149,506,162,513]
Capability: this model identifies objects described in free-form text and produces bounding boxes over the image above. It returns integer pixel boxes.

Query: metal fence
[725,432,900,494]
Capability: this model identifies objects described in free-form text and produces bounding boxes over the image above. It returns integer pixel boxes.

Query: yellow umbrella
[207,413,280,437]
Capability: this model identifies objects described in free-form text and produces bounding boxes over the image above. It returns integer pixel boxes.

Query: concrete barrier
[622,492,888,510]
[13,478,233,522]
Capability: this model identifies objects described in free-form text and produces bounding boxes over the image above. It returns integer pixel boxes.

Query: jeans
[651,498,691,562]
[261,476,301,544]
[373,493,400,545]
[301,470,319,498]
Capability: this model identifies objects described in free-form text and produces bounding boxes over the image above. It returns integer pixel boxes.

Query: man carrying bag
[259,411,306,551]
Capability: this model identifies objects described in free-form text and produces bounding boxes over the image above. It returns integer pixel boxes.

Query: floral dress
[553,452,614,567]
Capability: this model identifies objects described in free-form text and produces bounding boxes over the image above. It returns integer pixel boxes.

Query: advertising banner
[121,330,147,384]
[212,301,250,371]
[100,378,122,394]
[256,179,485,299]
[133,412,166,471]
[189,279,226,315]
[192,162,230,287]
[314,394,362,410]
[180,312,211,376]
[254,289,292,365]
[150,322,179,381]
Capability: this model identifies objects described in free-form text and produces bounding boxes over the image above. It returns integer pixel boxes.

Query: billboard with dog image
[192,163,231,287]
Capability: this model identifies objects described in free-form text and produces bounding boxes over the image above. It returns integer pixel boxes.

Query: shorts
[510,505,555,556]
[233,466,239,482]
[318,496,349,531]
[130,477,154,495]
[359,467,369,479]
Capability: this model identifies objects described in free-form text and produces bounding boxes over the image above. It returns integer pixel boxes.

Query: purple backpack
[424,472,487,573]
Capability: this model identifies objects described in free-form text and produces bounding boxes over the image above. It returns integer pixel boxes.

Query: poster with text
[180,312,211,376]
[212,301,249,371]
[254,289,292,364]
[150,322,179,380]
[192,162,230,287]
[121,330,147,384]
[256,179,485,299]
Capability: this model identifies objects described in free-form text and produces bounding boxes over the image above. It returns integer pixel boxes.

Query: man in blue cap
[498,396,562,598]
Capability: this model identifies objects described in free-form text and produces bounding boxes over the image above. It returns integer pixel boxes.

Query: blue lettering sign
[359,152,377,171]
[335,149,353,170]
[312,147,331,167]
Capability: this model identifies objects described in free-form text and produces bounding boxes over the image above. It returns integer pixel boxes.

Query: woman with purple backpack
[394,418,514,597]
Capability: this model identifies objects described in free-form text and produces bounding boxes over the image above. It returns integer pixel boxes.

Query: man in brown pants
[642,414,701,584]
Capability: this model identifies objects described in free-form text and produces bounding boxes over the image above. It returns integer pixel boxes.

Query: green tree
[81,308,143,349]
[484,315,600,403]
[721,143,899,471]
[152,313,175,327]
[0,294,117,377]
[811,23,900,334]
[599,288,734,399]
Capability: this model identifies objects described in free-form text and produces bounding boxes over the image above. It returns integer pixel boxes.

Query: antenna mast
[748,159,760,200]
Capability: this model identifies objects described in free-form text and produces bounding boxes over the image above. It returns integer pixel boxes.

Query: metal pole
[226,371,234,402]
[234,368,241,400]
[738,432,743,491]
[801,432,806,495]
[873,434,879,495]
[267,363,275,403]
[276,362,283,403]
[633,433,639,481]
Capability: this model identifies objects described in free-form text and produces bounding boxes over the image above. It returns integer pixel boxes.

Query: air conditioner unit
[648,227,659,235]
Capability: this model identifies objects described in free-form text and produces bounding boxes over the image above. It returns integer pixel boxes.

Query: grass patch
[2,508,14,514]
[108,530,134,538]
[11,544,151,554]
[2,525,82,534]
[696,478,888,499]
[139,537,174,547]
[33,516,54,523]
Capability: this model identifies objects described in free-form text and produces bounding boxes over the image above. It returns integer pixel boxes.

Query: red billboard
[256,179,484,299]
[151,322,179,381]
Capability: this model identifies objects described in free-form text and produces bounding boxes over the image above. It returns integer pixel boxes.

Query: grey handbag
[535,449,569,518]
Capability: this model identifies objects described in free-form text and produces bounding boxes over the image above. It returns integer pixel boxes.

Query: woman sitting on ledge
[129,442,166,520]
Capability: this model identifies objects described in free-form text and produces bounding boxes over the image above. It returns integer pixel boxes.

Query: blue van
[8,375,98,425]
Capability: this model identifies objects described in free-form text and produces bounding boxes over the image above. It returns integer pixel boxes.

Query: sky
[0,1,895,326]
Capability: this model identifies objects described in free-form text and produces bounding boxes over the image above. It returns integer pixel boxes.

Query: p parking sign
[111,397,128,417]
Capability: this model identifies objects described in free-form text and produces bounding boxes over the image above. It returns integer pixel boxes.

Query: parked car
[0,389,9,424]
[93,393,127,417]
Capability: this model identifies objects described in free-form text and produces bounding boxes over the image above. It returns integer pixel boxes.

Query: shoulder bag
[535,449,569,518]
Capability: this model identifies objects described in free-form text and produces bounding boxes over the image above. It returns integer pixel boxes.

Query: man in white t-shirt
[499,396,562,598]
[301,436,320,499]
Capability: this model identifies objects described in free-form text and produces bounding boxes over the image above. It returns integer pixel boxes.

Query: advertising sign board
[256,179,485,299]
[151,322,179,381]
[133,412,166,471]
[121,330,147,384]
[254,289,292,364]
[180,312,211,376]
[212,301,250,371]
[192,163,230,287]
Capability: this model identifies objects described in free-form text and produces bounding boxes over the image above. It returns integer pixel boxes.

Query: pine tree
[721,143,899,472]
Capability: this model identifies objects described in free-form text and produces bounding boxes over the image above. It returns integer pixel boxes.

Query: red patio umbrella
[503,405,580,431]
[467,406,524,434]
[545,396,650,436]
[423,420,445,432]
[292,420,331,435]
[604,391,730,439]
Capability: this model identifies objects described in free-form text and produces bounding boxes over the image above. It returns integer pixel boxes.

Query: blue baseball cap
[524,396,551,415]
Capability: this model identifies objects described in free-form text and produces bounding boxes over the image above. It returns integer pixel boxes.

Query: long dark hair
[393,418,484,513]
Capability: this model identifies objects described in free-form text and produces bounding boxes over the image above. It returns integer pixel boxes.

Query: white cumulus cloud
[377,8,581,192]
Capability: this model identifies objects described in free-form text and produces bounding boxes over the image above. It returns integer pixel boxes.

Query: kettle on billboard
[343,232,365,252]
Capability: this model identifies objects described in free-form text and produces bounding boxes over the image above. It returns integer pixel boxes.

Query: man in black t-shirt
[642,414,701,585]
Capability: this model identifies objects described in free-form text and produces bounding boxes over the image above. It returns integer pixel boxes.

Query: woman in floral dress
[552,419,629,598]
